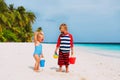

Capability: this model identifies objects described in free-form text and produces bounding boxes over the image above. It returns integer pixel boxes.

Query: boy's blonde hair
[59,23,68,31]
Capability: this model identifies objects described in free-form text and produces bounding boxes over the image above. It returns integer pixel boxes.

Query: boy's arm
[70,34,74,56]
[71,47,74,56]
[55,35,61,53]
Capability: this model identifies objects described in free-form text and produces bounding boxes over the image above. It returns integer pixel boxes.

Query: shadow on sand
[50,67,67,72]
[28,66,34,70]
[50,67,58,70]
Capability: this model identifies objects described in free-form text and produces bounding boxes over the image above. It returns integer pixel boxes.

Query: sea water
[75,44,120,51]
[75,43,120,58]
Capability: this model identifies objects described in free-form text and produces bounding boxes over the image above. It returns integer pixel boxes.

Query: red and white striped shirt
[56,33,73,53]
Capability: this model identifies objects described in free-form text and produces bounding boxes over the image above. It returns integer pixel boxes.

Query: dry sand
[0,43,120,80]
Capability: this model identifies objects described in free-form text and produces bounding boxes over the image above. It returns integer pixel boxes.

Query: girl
[33,27,44,72]
[55,23,74,73]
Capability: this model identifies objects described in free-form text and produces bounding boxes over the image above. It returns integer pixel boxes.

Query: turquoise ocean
[75,44,120,51]
[75,43,120,58]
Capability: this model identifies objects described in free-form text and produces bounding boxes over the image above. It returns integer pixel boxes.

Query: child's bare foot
[56,69,62,72]
[65,65,69,73]
[34,69,39,72]
[66,70,69,73]
[56,66,62,72]
[56,68,62,72]
[34,66,40,72]
[34,68,42,72]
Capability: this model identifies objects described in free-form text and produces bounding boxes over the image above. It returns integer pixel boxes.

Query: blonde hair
[37,32,44,41]
[59,23,68,31]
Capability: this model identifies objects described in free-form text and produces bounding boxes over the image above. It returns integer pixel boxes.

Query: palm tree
[24,12,36,42]
[16,6,36,42]
[0,0,36,42]
[0,0,9,41]
[0,0,8,12]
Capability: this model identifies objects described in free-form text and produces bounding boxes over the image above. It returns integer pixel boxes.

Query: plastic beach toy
[40,58,45,67]
[53,53,58,59]
[69,57,76,64]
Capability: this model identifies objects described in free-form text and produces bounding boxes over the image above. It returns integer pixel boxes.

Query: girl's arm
[41,53,44,58]
[34,32,38,45]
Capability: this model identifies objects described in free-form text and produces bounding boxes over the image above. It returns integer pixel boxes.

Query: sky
[5,0,120,43]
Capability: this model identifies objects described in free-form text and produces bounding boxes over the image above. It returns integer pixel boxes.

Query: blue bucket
[40,59,45,67]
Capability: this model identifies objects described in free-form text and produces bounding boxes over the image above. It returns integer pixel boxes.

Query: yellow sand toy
[53,53,58,59]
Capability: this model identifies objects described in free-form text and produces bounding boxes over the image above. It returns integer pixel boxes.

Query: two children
[33,24,74,73]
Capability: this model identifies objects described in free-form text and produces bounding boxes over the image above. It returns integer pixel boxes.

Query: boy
[55,23,74,73]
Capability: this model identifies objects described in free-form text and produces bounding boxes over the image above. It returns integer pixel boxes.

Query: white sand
[0,43,120,80]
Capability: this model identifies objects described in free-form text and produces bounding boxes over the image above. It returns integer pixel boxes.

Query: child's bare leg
[58,65,62,72]
[34,55,40,71]
[65,65,69,73]
[34,63,39,71]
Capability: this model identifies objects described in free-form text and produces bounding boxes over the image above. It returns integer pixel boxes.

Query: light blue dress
[33,44,42,57]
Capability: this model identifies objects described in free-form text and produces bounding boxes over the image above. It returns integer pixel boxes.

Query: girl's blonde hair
[37,32,43,36]
[59,23,68,31]
[37,32,44,41]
